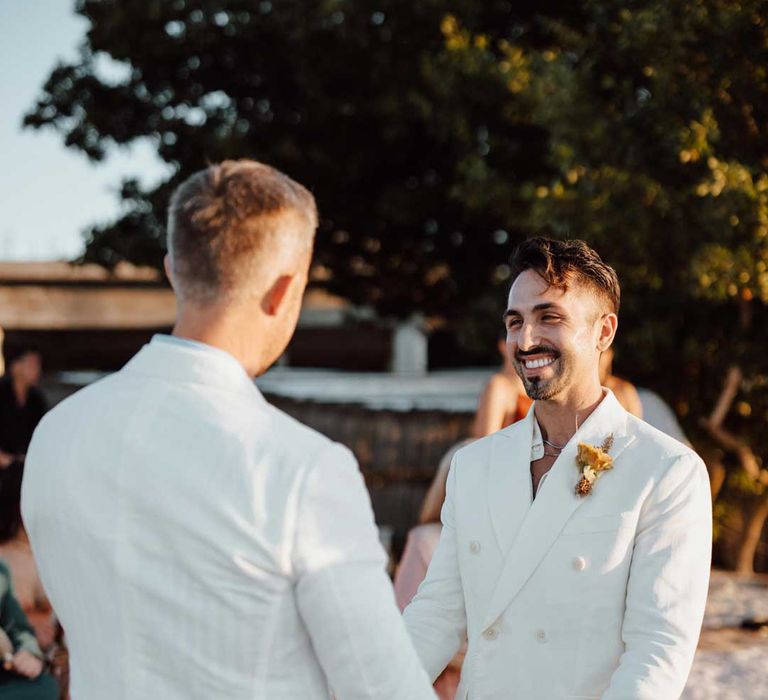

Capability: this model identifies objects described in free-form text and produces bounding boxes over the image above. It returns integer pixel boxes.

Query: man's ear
[262,274,294,316]
[163,254,175,291]
[596,313,618,352]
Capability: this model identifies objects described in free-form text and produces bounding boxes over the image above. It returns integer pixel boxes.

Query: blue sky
[0,0,171,261]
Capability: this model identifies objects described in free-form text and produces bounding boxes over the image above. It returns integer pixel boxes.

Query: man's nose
[517,321,538,351]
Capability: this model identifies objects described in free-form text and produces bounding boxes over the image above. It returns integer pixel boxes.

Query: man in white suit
[22,161,436,699]
[403,237,712,699]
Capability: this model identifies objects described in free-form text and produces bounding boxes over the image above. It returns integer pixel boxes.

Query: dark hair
[0,465,23,543]
[3,344,41,370]
[167,159,318,302]
[509,237,620,314]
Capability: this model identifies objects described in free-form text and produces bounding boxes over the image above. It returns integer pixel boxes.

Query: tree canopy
[26,1,768,316]
[27,2,768,556]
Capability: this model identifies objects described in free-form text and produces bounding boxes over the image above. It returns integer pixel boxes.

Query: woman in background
[394,441,470,700]
[599,347,643,418]
[0,561,58,699]
[0,346,54,652]
[0,513,55,652]
[472,334,531,438]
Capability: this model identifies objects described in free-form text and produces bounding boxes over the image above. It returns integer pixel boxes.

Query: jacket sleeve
[0,566,43,659]
[602,451,712,699]
[403,457,467,682]
[292,443,436,700]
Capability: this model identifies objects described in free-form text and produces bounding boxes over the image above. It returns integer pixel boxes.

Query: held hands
[0,451,14,469]
[9,650,44,678]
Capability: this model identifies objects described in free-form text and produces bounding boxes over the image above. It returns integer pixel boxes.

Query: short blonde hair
[167,160,317,302]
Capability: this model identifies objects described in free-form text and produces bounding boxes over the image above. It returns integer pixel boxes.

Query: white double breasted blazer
[22,336,435,700]
[404,390,712,699]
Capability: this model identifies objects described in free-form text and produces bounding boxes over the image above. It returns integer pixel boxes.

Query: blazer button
[469,540,481,554]
[536,629,547,643]
[483,627,499,641]
[572,556,587,571]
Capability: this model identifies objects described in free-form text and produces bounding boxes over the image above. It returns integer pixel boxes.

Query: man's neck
[533,383,605,447]
[11,376,29,406]
[172,306,267,377]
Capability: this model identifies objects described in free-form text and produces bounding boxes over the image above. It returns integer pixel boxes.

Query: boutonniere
[575,435,614,497]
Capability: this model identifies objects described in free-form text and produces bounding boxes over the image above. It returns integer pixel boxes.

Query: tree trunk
[735,496,768,574]
[708,459,727,502]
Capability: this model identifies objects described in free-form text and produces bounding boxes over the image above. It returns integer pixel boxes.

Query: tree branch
[700,365,761,480]
[708,365,742,428]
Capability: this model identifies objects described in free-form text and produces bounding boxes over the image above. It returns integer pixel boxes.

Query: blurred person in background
[0,346,48,471]
[0,501,56,652]
[472,332,532,438]
[0,347,53,651]
[599,347,643,418]
[0,561,58,699]
[394,441,471,700]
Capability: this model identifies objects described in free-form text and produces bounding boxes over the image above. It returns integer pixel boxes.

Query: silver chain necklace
[538,414,579,458]
[542,437,567,451]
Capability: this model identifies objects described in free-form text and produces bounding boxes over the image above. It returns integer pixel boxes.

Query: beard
[514,345,573,400]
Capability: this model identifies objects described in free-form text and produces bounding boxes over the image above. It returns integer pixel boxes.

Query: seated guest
[0,509,55,650]
[0,346,49,549]
[599,347,643,418]
[0,561,58,699]
[394,441,471,700]
[0,347,54,651]
[472,334,532,437]
[0,345,48,470]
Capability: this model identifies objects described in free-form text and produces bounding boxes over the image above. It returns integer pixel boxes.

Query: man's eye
[506,319,521,328]
[542,314,560,322]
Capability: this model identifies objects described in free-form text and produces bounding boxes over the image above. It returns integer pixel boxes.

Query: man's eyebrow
[503,302,564,320]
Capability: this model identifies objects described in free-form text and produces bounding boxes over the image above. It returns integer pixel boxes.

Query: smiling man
[403,237,712,699]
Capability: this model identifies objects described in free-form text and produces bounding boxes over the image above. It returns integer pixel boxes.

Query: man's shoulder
[32,374,119,433]
[451,421,525,474]
[626,413,695,460]
[485,372,518,395]
[34,372,344,485]
[624,413,704,483]
[261,401,337,456]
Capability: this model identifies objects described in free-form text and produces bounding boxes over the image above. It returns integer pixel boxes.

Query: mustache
[515,346,560,361]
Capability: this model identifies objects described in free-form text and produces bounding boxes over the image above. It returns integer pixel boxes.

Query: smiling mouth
[522,357,556,370]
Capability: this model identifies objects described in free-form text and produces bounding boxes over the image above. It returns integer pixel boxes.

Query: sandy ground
[683,571,768,699]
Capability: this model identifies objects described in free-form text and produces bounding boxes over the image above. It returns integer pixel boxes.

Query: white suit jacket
[404,390,711,700]
[22,336,436,700]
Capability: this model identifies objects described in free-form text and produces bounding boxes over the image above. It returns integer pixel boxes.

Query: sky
[0,0,172,261]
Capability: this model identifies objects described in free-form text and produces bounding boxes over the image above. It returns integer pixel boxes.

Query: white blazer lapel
[487,408,536,555]
[481,391,634,630]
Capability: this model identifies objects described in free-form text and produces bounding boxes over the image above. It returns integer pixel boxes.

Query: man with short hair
[22,160,436,699]
[404,237,711,699]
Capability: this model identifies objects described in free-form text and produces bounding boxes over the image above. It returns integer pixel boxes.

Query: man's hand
[0,451,14,469]
[12,650,43,678]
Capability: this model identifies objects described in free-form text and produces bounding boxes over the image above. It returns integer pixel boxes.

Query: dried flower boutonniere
[575,434,615,497]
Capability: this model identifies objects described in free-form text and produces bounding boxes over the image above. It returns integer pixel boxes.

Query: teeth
[524,357,555,369]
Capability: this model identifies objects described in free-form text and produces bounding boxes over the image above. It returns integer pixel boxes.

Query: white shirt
[23,337,435,699]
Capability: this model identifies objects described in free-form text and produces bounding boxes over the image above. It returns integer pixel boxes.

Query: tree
[25,0,768,568]
[25,0,565,319]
